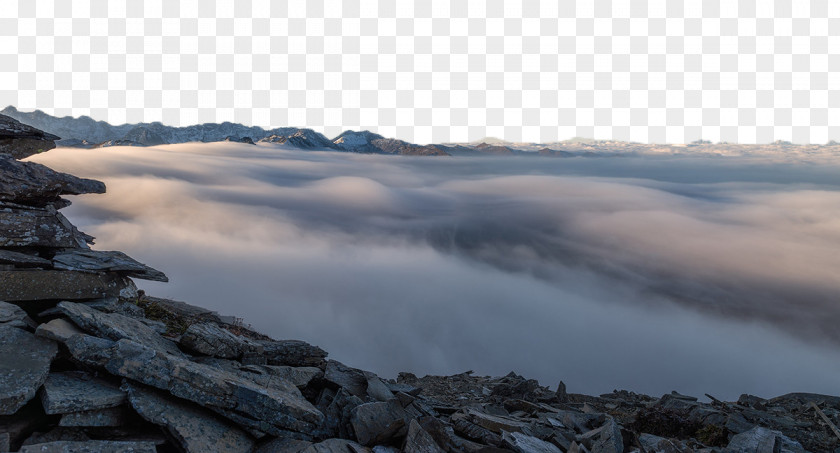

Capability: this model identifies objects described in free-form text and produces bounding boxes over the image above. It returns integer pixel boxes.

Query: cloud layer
[30,144,840,399]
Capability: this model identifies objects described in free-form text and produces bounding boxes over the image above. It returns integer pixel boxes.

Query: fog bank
[30,144,840,399]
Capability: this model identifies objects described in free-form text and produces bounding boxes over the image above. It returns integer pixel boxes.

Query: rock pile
[1,114,840,452]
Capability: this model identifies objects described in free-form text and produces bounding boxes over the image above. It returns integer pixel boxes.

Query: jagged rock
[350,400,409,446]
[0,154,104,205]
[458,408,528,434]
[255,437,313,453]
[638,433,690,453]
[724,426,805,453]
[364,372,395,402]
[0,326,58,415]
[325,360,368,398]
[35,318,85,343]
[501,431,563,453]
[403,419,445,453]
[239,364,323,390]
[58,407,126,427]
[263,339,328,367]
[137,296,223,322]
[58,301,181,356]
[319,388,364,439]
[179,322,262,359]
[52,250,168,282]
[588,419,623,453]
[67,336,324,436]
[17,440,156,453]
[0,204,91,248]
[39,371,125,414]
[0,432,8,452]
[0,271,131,302]
[451,413,502,446]
[0,113,59,159]
[0,301,28,328]
[0,249,51,268]
[123,383,255,453]
[302,438,370,453]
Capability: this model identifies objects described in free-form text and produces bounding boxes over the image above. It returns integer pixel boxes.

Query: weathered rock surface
[403,419,445,453]
[58,301,181,355]
[0,326,58,415]
[0,271,131,302]
[325,360,369,399]
[124,383,255,453]
[0,154,104,205]
[40,371,125,414]
[302,438,370,453]
[263,339,328,367]
[725,426,805,453]
[35,318,85,343]
[502,431,563,453]
[254,437,313,453]
[67,335,324,436]
[17,440,157,453]
[58,406,126,427]
[0,113,60,159]
[0,249,51,268]
[179,321,262,359]
[0,205,90,248]
[0,301,29,328]
[351,400,409,446]
[52,250,167,282]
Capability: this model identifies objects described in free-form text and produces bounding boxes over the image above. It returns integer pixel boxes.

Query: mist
[29,144,840,400]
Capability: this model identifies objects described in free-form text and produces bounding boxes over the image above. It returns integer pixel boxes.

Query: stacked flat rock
[1,114,839,452]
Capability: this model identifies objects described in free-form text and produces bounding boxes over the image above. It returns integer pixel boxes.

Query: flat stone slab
[66,335,325,436]
[40,371,125,415]
[0,301,28,325]
[501,431,562,453]
[58,301,181,356]
[0,326,58,415]
[35,318,85,343]
[0,204,90,248]
[124,383,255,453]
[180,322,262,359]
[0,249,51,268]
[17,440,157,453]
[0,153,104,205]
[404,419,445,453]
[350,400,408,446]
[0,270,130,302]
[263,339,328,367]
[58,406,126,427]
[52,250,168,282]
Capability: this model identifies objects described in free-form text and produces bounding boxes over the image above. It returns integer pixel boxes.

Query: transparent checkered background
[0,0,837,144]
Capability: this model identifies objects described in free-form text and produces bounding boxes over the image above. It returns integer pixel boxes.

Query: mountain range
[5,106,840,159]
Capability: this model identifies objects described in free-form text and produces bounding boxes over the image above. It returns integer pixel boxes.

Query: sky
[30,144,840,400]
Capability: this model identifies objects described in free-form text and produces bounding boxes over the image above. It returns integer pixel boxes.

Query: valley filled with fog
[30,144,840,400]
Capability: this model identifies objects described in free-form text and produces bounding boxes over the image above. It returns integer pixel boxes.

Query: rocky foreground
[1,114,840,453]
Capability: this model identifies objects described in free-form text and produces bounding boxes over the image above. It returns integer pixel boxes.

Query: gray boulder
[350,400,409,446]
[325,360,369,398]
[302,438,370,453]
[638,433,690,453]
[589,419,623,453]
[0,326,58,414]
[58,301,181,355]
[40,371,125,414]
[52,250,167,282]
[179,322,262,359]
[403,419,445,453]
[124,383,255,453]
[724,426,805,453]
[255,437,313,453]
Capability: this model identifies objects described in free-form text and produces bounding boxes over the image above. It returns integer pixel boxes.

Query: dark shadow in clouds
[30,144,840,399]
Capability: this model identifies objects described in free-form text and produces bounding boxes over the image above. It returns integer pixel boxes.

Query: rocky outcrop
[0,114,59,159]
[1,113,840,452]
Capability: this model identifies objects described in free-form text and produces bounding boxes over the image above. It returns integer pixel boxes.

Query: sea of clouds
[30,144,840,399]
